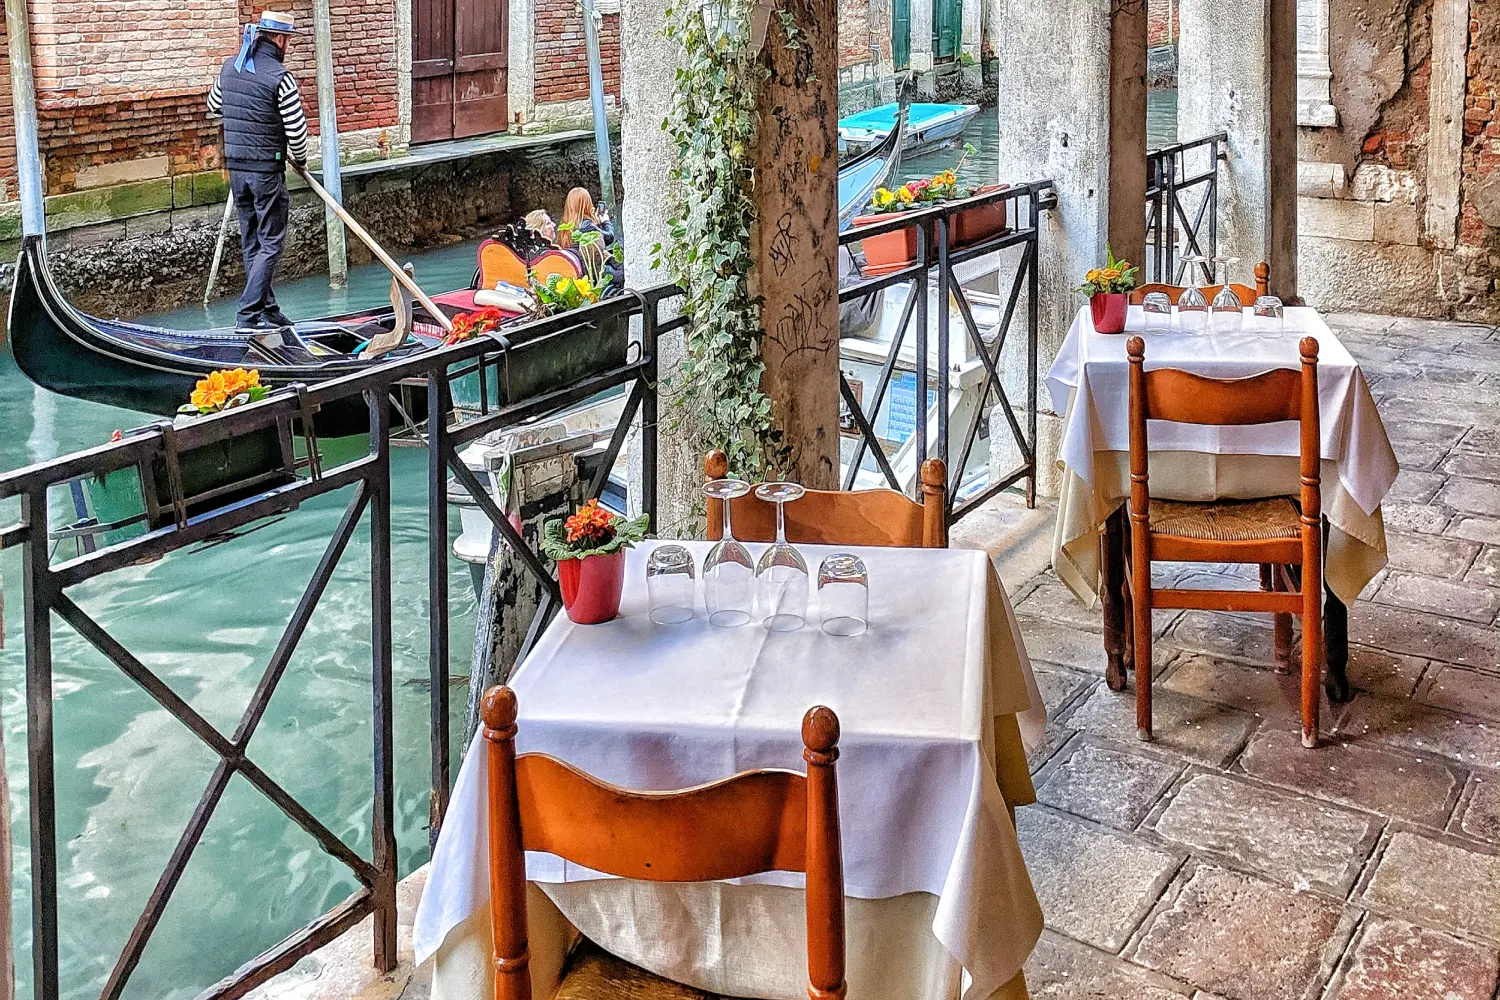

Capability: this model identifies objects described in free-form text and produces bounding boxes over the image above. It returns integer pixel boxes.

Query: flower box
[951,184,1011,248]
[850,214,929,271]
[450,311,630,412]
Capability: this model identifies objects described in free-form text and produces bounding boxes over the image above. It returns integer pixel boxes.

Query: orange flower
[191,370,229,411]
[563,498,617,544]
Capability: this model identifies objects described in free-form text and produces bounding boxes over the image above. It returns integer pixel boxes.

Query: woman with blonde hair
[556,186,621,291]
[523,209,557,244]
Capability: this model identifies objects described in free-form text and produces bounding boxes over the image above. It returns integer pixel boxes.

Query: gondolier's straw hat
[235,11,303,72]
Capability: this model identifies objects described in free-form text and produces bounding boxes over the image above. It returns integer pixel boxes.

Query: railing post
[22,487,59,1000]
[935,215,951,480]
[426,372,451,844]
[1165,150,1178,282]
[1209,136,1220,267]
[640,302,659,529]
[913,220,929,496]
[1026,189,1039,509]
[365,388,398,972]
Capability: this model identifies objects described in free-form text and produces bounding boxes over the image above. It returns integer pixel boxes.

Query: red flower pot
[557,550,626,624]
[852,213,926,270]
[952,184,1011,248]
[1090,292,1129,334]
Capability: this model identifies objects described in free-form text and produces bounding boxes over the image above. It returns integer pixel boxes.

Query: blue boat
[839,102,981,156]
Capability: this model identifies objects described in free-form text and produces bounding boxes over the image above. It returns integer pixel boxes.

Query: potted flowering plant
[851,147,1011,270]
[542,498,650,624]
[1076,245,1140,334]
[445,305,507,346]
[177,367,270,417]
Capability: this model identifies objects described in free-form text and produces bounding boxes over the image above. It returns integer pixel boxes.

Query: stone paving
[1010,313,1500,1000]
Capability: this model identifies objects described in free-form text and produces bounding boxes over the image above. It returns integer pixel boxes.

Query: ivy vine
[654,0,797,481]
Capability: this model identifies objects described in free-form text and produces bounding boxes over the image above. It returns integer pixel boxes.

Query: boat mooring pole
[580,0,619,237]
[6,0,47,239]
[312,0,349,289]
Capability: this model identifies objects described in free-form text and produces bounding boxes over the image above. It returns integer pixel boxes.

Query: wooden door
[412,0,508,143]
[892,0,910,70]
[933,0,959,61]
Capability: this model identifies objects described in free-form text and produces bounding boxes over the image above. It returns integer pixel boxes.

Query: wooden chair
[530,248,584,286]
[704,450,947,548]
[1126,335,1324,748]
[478,239,531,290]
[1129,261,1270,307]
[483,686,846,1000]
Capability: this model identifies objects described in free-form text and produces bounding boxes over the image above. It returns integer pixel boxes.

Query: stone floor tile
[1438,477,1500,517]
[1164,611,1280,669]
[1132,866,1353,1000]
[1459,425,1500,453]
[1016,808,1183,952]
[1062,685,1258,768]
[1035,664,1095,714]
[1346,601,1500,669]
[1419,665,1500,722]
[1016,579,1108,632]
[1383,416,1472,451]
[1034,740,1185,830]
[1442,450,1500,482]
[1237,729,1461,828]
[1385,500,1453,535]
[1447,514,1500,546]
[1029,726,1074,772]
[1384,317,1494,346]
[1388,469,1448,505]
[1466,546,1500,588]
[1383,530,1481,580]
[1160,655,1317,725]
[1400,347,1500,378]
[1453,771,1500,844]
[1335,695,1500,769]
[1324,312,1397,337]
[1372,572,1500,623]
[1359,830,1500,941]
[1394,439,1459,471]
[1325,916,1500,1000]
[1148,773,1381,895]
[1024,931,1194,1000]
[1020,615,1106,671]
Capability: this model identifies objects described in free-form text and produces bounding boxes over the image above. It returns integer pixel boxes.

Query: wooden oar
[293,163,455,334]
[203,193,236,306]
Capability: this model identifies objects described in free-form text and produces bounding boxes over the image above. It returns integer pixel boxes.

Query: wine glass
[1142,291,1172,336]
[1253,295,1285,340]
[647,544,696,624]
[818,553,869,636]
[1177,254,1210,334]
[702,478,755,627]
[1210,254,1243,335]
[753,482,809,631]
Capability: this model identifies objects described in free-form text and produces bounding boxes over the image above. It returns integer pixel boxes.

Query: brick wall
[841,0,872,69]
[0,18,17,202]
[533,0,619,106]
[1147,0,1177,47]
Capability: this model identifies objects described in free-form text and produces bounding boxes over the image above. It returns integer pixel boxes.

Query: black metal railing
[1145,132,1227,285]
[0,286,679,1000]
[838,180,1055,520]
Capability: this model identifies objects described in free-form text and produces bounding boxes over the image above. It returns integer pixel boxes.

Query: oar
[203,193,236,306]
[293,163,455,334]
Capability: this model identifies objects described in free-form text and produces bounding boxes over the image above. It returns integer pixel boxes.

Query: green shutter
[934,0,960,60]
[892,0,911,71]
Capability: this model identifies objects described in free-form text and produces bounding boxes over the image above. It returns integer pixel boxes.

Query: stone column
[752,0,842,488]
[911,0,935,92]
[991,0,1147,494]
[1425,0,1469,249]
[1178,0,1299,298]
[961,0,983,88]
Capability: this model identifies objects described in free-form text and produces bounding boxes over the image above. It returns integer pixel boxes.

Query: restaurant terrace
[0,0,1496,999]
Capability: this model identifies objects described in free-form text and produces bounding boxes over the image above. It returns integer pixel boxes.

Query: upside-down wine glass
[1210,253,1244,336]
[754,482,809,631]
[1177,254,1210,334]
[703,479,755,627]
[1142,291,1173,336]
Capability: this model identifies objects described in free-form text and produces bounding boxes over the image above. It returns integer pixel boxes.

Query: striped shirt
[207,72,310,165]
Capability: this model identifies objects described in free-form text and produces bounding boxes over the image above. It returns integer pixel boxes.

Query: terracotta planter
[851,213,926,270]
[1090,292,1129,334]
[557,550,626,624]
[952,184,1011,248]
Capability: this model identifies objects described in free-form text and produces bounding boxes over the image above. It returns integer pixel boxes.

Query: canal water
[0,94,1179,1000]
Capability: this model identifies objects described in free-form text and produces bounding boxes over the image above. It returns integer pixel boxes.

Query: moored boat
[839,102,981,156]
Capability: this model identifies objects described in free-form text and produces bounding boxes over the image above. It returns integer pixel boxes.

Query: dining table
[1045,302,1399,698]
[413,539,1048,1000]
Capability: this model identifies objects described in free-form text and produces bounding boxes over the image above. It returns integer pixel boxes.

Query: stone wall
[1296,0,1500,320]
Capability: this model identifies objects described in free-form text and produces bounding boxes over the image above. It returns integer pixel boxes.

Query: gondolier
[207,11,310,333]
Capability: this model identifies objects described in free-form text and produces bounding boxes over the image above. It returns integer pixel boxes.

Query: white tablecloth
[414,540,1046,999]
[1046,305,1397,603]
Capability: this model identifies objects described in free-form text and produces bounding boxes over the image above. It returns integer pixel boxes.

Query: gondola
[9,124,905,430]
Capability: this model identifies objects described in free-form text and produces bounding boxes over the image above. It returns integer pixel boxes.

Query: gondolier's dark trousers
[230,168,291,328]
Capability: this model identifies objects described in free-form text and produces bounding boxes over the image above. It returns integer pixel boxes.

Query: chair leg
[1131,562,1153,743]
[1272,565,1295,674]
[1301,573,1323,750]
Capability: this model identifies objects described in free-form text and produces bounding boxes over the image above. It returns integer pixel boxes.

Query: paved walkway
[1008,313,1500,999]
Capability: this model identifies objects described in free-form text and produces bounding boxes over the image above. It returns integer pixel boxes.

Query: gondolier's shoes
[261,309,295,329]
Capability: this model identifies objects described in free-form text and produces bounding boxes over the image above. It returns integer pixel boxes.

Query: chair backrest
[530,248,583,286]
[483,686,845,1000]
[703,449,947,548]
[1127,334,1322,525]
[1129,261,1270,307]
[478,239,530,290]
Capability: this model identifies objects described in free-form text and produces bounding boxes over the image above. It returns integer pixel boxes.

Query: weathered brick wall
[0,18,18,202]
[841,0,872,69]
[534,0,620,105]
[1147,0,1177,47]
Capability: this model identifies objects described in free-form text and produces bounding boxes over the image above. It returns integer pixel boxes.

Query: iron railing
[838,180,1055,520]
[0,286,679,1000]
[1145,132,1227,285]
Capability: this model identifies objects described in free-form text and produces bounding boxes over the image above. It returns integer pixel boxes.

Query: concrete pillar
[1178,0,1299,298]
[1425,0,1469,249]
[992,0,1147,493]
[961,0,982,88]
[912,0,934,91]
[753,0,841,488]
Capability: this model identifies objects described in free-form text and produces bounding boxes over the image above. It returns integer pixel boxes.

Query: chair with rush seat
[704,449,948,548]
[1125,335,1326,748]
[482,686,847,1000]
[1129,260,1270,307]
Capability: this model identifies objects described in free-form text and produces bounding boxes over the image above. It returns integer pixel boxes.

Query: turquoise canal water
[0,94,1180,999]
[0,244,485,1000]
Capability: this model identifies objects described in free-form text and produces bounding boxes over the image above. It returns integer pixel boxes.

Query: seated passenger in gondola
[524,210,558,247]
[556,188,622,294]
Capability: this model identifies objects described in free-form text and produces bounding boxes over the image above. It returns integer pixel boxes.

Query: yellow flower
[575,276,594,298]
[873,188,896,208]
[897,186,915,204]
[1101,267,1122,281]
[191,370,229,411]
[1085,269,1103,284]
